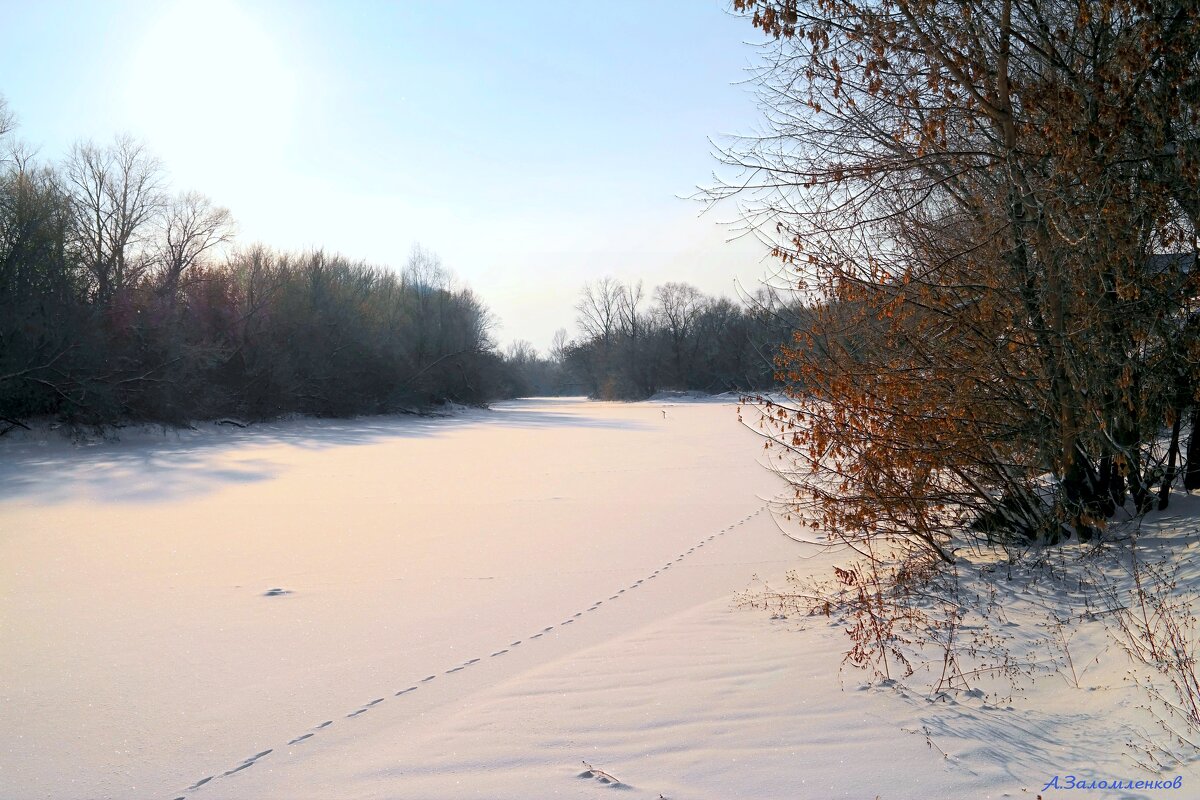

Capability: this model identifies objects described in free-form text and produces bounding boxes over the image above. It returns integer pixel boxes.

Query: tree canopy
[722,1,1200,554]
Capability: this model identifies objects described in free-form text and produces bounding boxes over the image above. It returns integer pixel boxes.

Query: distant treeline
[0,100,789,427]
[504,277,801,400]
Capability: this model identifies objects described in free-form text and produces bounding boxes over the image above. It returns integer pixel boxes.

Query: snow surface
[1,398,1197,799]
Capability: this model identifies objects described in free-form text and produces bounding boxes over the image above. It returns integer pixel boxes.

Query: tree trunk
[1185,405,1200,491]
[1158,409,1184,510]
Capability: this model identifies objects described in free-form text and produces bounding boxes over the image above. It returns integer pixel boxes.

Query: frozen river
[1,398,807,799]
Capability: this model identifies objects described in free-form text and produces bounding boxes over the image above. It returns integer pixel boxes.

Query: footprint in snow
[577,764,633,790]
[222,749,272,775]
[316,720,333,729]
[531,633,544,639]
[288,733,314,745]
[491,649,508,657]
[263,587,291,597]
[421,675,436,682]
[446,666,465,674]
[395,686,417,696]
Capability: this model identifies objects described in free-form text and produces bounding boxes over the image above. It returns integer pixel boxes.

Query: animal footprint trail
[172,506,768,800]
[222,750,272,777]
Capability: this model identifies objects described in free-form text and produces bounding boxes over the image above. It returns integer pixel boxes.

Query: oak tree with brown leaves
[720,0,1200,562]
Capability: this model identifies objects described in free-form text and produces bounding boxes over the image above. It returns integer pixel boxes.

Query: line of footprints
[174,504,768,798]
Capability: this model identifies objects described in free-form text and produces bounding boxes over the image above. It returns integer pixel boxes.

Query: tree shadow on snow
[0,400,648,505]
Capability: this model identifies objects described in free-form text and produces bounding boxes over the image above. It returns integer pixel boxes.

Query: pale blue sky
[1,0,772,351]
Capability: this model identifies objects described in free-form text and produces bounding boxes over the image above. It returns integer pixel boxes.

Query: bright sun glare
[122,0,298,179]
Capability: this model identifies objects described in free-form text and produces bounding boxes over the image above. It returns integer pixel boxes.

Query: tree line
[0,99,794,428]
[0,107,515,427]
[497,277,799,400]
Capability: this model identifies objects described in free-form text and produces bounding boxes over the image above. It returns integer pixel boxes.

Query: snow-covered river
[1,399,811,799]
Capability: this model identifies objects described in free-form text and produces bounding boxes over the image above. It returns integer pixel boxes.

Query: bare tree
[575,276,624,347]
[653,282,704,381]
[0,96,14,143]
[156,191,233,298]
[65,135,166,304]
[0,96,14,161]
[617,280,644,338]
[506,339,538,364]
[549,328,569,364]
[402,243,449,292]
